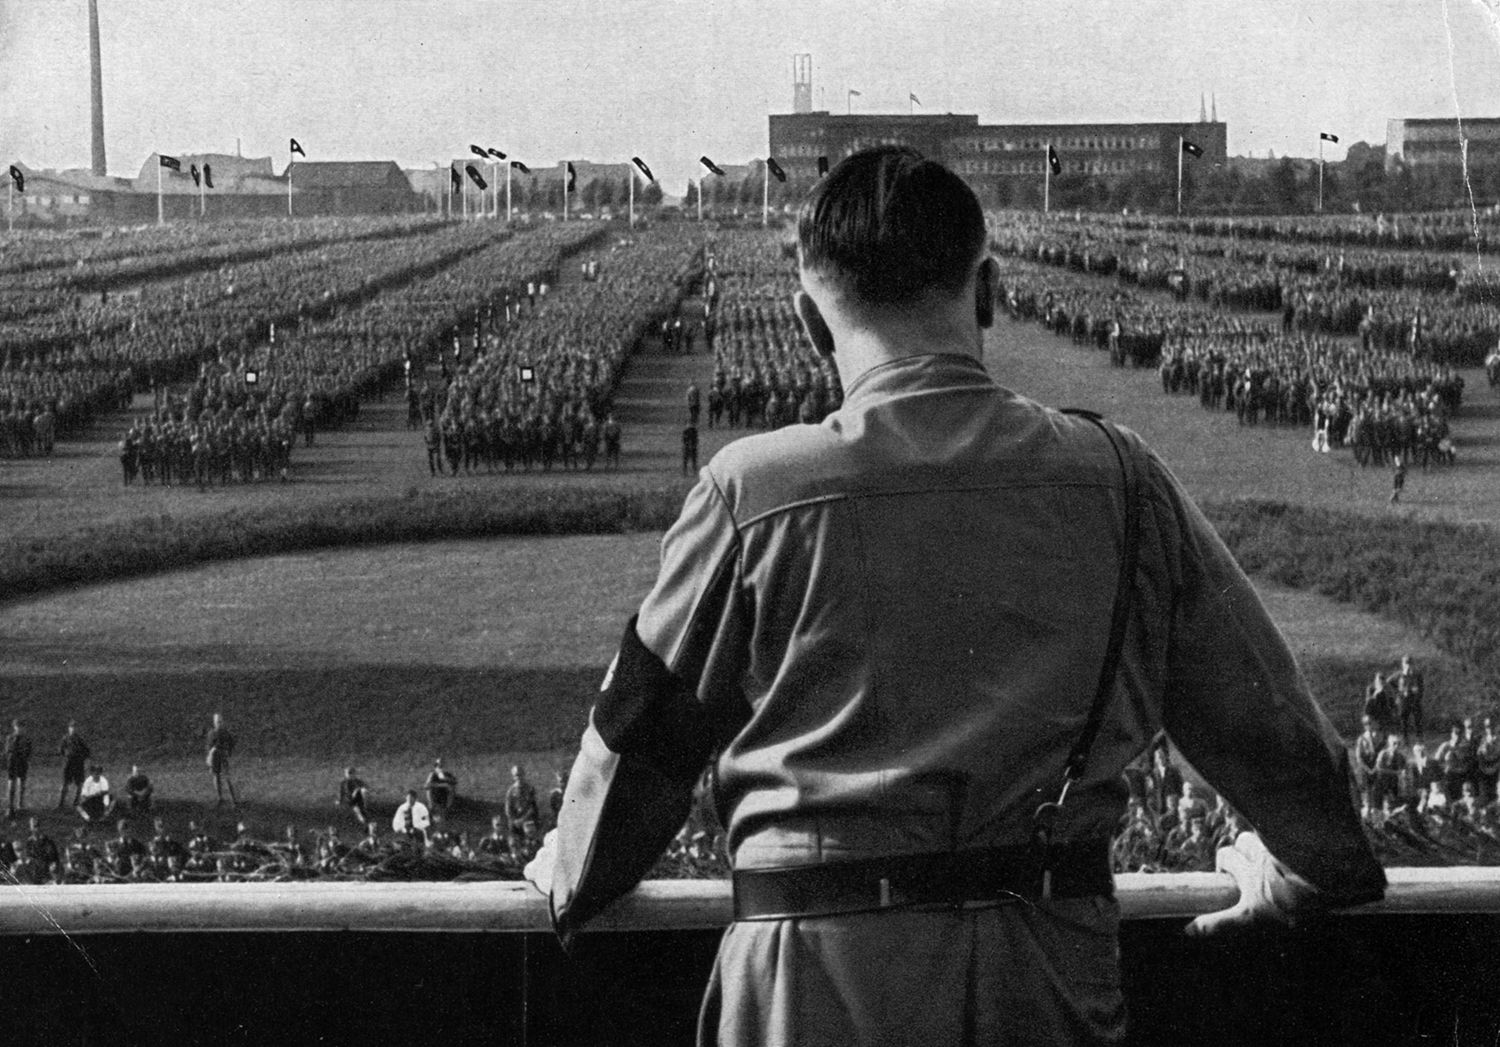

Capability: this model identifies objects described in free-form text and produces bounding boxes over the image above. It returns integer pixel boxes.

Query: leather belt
[731,840,1114,922]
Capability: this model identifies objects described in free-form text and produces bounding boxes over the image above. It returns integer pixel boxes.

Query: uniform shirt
[555,351,1384,1046]
[602,353,1379,892]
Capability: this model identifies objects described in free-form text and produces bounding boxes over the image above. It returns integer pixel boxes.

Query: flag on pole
[631,157,655,182]
[289,138,306,157]
[190,164,201,187]
[466,164,488,190]
[909,92,921,105]
[766,158,786,183]
[849,89,862,97]
[487,148,507,160]
[1181,139,1203,157]
[1048,145,1062,176]
[510,160,530,174]
[565,161,576,192]
[700,156,725,177]
[470,144,489,159]
[203,163,214,189]
[159,154,181,171]
[1320,132,1340,143]
[8,165,23,192]
[451,167,463,192]
[817,156,829,178]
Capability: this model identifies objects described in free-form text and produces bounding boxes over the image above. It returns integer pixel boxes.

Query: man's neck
[826,316,982,391]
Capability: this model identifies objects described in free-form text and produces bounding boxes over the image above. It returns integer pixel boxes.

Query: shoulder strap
[1058,408,1143,784]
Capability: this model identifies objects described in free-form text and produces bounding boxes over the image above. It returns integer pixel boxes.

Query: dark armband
[551,616,717,947]
[593,614,715,779]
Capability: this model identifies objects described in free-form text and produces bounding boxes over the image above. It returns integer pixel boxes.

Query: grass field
[2,290,1499,846]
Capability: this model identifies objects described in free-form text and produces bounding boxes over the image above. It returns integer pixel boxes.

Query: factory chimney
[89,0,107,176]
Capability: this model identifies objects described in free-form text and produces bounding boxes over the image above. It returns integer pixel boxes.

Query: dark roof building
[768,112,1228,204]
[284,160,417,215]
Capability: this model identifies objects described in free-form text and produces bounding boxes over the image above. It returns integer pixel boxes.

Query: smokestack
[89,0,106,176]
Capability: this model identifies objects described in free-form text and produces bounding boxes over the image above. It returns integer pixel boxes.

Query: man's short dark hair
[797,146,986,308]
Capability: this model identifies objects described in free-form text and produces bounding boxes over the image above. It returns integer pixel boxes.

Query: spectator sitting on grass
[392,789,430,847]
[78,765,115,823]
[125,764,153,813]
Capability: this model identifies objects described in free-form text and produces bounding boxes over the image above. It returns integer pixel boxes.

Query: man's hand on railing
[1186,832,1322,936]
[524,829,558,897]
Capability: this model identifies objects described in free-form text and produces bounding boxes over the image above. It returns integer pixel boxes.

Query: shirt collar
[840,352,995,406]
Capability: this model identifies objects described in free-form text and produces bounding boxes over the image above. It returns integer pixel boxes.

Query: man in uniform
[1394,653,1425,740]
[504,765,540,861]
[206,713,238,808]
[339,766,371,827]
[526,148,1383,1045]
[5,719,33,819]
[425,758,459,818]
[57,719,91,809]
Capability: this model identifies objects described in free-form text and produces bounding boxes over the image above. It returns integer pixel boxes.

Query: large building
[284,160,417,215]
[768,112,1227,202]
[1385,117,1500,172]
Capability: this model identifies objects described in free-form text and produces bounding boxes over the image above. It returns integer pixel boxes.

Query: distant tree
[641,180,663,206]
[1269,158,1302,213]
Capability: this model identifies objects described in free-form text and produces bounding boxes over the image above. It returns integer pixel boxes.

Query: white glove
[1186,832,1320,937]
[523,828,559,897]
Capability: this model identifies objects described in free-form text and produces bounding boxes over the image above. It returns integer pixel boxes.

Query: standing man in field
[5,719,33,819]
[527,147,1384,1046]
[57,719,91,810]
[206,713,239,809]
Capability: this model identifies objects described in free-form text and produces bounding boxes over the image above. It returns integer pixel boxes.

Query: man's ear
[975,256,1000,330]
[794,289,836,360]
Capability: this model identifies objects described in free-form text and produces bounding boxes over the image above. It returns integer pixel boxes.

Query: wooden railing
[3,868,1498,935]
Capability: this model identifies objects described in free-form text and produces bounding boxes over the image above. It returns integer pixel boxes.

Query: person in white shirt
[78,765,115,823]
[391,790,430,846]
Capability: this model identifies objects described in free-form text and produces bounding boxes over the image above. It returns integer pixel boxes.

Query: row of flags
[16,129,1350,201]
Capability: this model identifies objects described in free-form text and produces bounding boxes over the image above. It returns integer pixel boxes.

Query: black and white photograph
[3,1,1500,1043]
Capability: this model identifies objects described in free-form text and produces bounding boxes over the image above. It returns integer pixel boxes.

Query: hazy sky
[4,0,1500,191]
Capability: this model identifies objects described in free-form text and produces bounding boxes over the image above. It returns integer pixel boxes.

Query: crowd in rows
[1,220,542,448]
[1153,332,1463,466]
[1071,206,1500,252]
[413,228,705,474]
[700,231,843,429]
[991,215,1500,367]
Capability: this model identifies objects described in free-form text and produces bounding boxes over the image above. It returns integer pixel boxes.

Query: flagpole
[287,153,293,219]
[199,175,205,219]
[697,178,703,223]
[563,164,569,222]
[1318,137,1325,213]
[1044,142,1051,215]
[158,160,164,226]
[7,180,13,235]
[1177,135,1184,217]
[629,168,635,229]
[506,164,513,223]
[762,160,769,228]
